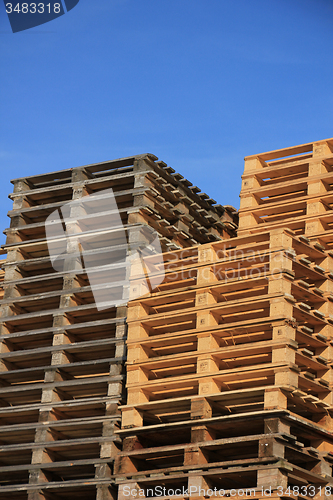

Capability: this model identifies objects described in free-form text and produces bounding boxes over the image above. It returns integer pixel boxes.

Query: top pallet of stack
[5,154,237,256]
[238,138,333,243]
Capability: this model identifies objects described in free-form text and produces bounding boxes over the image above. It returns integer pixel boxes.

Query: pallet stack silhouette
[1,138,333,500]
[0,154,236,500]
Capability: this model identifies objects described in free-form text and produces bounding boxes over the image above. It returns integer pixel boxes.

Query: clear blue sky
[1,0,333,246]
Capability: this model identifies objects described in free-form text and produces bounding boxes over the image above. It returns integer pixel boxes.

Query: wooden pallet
[238,138,333,236]
[0,155,236,498]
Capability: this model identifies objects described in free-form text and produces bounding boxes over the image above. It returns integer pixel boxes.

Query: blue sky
[1,0,333,246]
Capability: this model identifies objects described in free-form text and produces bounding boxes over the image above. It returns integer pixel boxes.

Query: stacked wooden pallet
[0,155,236,500]
[116,228,333,498]
[0,257,5,301]
[3,138,333,500]
[238,138,333,245]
